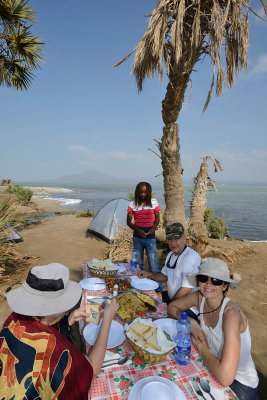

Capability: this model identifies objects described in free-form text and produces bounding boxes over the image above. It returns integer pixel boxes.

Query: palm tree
[0,0,43,90]
[188,156,222,238]
[115,0,266,229]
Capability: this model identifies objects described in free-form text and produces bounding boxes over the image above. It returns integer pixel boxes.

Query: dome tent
[87,198,129,243]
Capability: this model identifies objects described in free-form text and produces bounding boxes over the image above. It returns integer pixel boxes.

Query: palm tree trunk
[188,158,208,238]
[159,122,187,228]
[159,59,196,229]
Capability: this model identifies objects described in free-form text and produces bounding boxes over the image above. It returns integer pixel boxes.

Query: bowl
[87,263,119,278]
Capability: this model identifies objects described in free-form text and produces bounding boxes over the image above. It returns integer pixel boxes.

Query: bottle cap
[181,312,188,320]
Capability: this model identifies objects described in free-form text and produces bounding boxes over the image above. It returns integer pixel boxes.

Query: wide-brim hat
[186,257,241,290]
[6,263,82,316]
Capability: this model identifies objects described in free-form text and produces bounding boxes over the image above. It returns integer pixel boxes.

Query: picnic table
[80,262,238,400]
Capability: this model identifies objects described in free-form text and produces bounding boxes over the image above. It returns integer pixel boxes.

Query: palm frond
[116,0,257,111]
[0,0,44,90]
[0,0,37,24]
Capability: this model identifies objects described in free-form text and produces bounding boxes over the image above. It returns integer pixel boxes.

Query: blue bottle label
[177,345,191,360]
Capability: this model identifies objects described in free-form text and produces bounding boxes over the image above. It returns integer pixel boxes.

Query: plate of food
[83,319,126,348]
[131,278,159,291]
[115,290,158,322]
[105,278,131,293]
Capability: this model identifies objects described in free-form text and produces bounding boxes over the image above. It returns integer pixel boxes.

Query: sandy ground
[0,188,266,395]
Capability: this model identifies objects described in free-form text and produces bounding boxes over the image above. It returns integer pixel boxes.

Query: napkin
[90,259,118,270]
[103,350,120,363]
[189,380,225,400]
[102,350,132,370]
[125,317,176,354]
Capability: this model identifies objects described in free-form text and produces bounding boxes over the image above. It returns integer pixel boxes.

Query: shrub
[128,192,135,201]
[6,184,33,205]
[76,209,95,218]
[204,208,228,239]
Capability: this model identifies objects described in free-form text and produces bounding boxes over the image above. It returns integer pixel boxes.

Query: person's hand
[138,270,150,279]
[191,333,209,356]
[146,226,156,236]
[136,228,146,238]
[191,320,208,346]
[68,305,90,326]
[102,298,119,322]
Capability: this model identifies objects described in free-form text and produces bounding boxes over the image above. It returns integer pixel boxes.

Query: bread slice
[86,304,101,325]
[130,321,151,338]
[146,330,161,352]
[143,326,157,341]
[129,330,147,348]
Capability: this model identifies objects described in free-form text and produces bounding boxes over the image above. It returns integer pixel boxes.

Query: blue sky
[1,0,267,185]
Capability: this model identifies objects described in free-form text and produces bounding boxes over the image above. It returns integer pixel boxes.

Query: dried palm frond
[189,156,223,239]
[115,0,258,111]
[106,226,133,262]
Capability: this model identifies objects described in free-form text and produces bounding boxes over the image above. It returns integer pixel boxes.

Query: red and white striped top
[127,199,160,227]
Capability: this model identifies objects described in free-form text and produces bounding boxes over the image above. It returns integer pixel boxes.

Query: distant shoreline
[24,186,73,195]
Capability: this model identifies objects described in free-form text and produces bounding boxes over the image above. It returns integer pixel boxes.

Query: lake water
[21,182,267,242]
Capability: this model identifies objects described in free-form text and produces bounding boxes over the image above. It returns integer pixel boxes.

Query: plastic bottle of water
[129,246,138,272]
[174,312,191,366]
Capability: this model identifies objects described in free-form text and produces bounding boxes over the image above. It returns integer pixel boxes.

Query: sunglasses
[166,252,179,269]
[197,275,224,286]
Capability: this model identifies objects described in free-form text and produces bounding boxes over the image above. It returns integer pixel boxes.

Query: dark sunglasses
[166,252,179,269]
[197,275,224,286]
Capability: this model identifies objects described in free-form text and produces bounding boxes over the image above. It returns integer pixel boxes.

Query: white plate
[152,318,177,342]
[79,278,106,290]
[131,278,159,291]
[128,376,186,400]
[83,319,125,348]
[118,264,126,273]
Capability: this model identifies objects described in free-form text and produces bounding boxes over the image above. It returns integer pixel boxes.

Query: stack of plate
[128,376,186,400]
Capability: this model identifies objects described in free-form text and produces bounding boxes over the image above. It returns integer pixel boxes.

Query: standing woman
[127,182,161,291]
[168,258,258,400]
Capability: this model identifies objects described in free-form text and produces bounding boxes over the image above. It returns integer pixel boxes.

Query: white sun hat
[186,257,241,290]
[6,263,82,316]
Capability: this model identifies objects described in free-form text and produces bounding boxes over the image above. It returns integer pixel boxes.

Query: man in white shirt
[138,222,201,320]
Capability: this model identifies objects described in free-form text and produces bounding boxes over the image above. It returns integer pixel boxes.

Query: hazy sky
[1,0,267,185]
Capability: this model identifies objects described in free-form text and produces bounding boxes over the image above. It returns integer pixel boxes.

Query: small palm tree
[116,0,266,229]
[0,0,44,90]
[189,156,222,239]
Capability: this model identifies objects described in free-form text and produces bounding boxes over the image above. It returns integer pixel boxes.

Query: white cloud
[201,149,267,182]
[68,145,93,155]
[106,151,143,160]
[252,53,267,74]
[67,145,143,162]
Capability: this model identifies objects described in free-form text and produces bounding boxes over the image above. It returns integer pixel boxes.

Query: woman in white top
[168,258,258,400]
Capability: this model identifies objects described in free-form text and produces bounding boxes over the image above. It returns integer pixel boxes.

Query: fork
[191,380,207,399]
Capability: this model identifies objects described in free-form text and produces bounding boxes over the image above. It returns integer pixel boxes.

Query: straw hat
[6,263,82,316]
[186,258,241,290]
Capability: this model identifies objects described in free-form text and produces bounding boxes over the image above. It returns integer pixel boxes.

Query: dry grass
[106,226,133,263]
[76,209,95,218]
